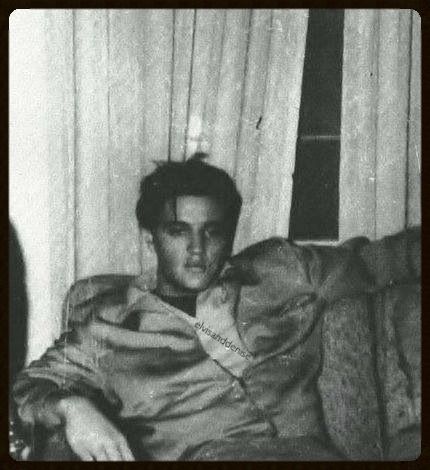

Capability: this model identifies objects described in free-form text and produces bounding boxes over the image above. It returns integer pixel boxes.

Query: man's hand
[56,396,135,461]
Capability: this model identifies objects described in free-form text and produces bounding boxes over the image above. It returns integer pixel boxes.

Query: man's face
[152,195,232,296]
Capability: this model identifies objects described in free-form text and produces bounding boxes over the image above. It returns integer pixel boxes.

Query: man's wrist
[51,395,92,424]
[31,391,79,428]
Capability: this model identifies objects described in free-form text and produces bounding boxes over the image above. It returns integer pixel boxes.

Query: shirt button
[231,380,244,400]
[278,354,290,365]
[249,406,261,417]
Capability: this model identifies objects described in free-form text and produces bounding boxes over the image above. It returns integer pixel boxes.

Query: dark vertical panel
[289,10,344,241]
[298,9,344,135]
[170,9,195,162]
[9,224,28,383]
[289,141,340,240]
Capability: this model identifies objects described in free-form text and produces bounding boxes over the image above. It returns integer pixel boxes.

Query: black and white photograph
[9,9,421,461]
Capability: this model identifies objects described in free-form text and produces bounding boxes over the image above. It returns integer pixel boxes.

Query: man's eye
[167,226,187,236]
[205,227,223,238]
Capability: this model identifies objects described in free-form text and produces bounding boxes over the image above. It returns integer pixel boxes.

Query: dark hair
[135,153,242,241]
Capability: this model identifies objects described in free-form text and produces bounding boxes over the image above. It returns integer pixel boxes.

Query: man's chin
[182,280,211,293]
[180,274,214,293]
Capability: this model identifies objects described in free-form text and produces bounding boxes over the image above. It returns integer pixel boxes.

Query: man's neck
[154,285,197,298]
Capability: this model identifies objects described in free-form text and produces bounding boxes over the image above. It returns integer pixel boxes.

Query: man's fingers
[118,439,135,461]
[74,448,94,461]
[103,442,123,461]
[69,440,95,461]
[93,445,110,461]
[71,440,124,461]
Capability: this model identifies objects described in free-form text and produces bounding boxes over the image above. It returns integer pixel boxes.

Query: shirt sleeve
[13,323,121,429]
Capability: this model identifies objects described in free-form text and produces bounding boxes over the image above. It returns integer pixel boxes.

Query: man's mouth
[186,262,206,272]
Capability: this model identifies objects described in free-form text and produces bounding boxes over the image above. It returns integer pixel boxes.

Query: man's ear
[141,229,155,252]
[140,229,158,280]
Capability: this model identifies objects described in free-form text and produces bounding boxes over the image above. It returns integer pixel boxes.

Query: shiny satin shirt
[14,282,325,459]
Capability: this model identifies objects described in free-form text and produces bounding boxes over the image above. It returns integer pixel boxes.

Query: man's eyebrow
[204,221,224,226]
[164,220,188,226]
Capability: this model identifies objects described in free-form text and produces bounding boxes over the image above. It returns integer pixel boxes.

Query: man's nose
[188,232,204,254]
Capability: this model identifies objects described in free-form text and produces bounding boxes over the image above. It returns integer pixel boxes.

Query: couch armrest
[359,227,420,288]
[386,425,421,461]
[373,282,421,446]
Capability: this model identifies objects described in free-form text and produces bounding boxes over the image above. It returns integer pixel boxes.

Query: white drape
[340,10,421,240]
[234,10,308,250]
[10,9,309,362]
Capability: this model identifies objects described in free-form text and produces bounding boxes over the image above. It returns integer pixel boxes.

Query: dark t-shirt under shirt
[157,294,197,317]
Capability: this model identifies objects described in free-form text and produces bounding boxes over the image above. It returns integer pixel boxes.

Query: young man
[14,154,257,461]
[14,154,385,461]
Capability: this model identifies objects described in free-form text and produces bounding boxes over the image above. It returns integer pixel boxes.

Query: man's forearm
[13,325,119,431]
[14,377,95,430]
[55,396,97,425]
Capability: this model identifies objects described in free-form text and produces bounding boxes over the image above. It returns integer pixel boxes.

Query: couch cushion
[318,295,383,460]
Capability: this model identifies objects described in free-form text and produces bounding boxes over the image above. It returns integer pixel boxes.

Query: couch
[12,228,421,461]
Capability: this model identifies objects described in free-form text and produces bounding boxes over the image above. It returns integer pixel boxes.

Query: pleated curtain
[10,9,309,362]
[340,10,421,241]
